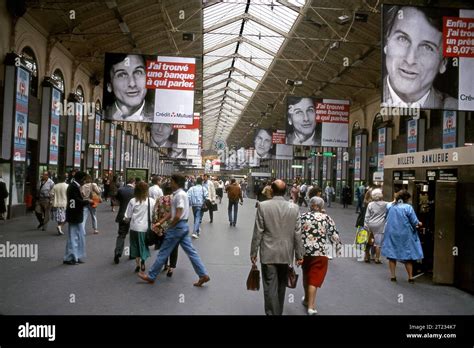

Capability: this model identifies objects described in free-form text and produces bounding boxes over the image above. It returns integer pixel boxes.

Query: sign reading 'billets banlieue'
[384,146,474,169]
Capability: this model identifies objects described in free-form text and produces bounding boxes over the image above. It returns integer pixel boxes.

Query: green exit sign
[323,152,333,157]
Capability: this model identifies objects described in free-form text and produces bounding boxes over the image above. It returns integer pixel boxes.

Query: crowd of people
[27,169,424,315]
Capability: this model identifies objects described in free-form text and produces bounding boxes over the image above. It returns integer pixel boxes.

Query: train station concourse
[0,0,473,345]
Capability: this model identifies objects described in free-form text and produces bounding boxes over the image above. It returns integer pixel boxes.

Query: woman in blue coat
[381,190,423,283]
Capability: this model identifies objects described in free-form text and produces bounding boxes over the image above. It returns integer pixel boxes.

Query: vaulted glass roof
[202,0,305,150]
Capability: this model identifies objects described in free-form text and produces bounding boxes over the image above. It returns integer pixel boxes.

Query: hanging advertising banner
[443,111,457,149]
[382,5,474,111]
[13,67,29,162]
[176,116,200,149]
[377,128,386,171]
[336,147,342,180]
[49,87,61,165]
[285,97,349,147]
[103,53,195,124]
[407,119,418,153]
[254,129,273,160]
[109,123,115,171]
[355,134,361,181]
[74,104,82,168]
[93,114,101,169]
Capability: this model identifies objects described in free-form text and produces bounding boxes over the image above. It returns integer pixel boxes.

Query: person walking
[226,178,243,227]
[202,174,216,223]
[381,190,423,283]
[298,182,308,207]
[300,196,342,315]
[342,184,351,208]
[80,175,101,235]
[148,175,163,201]
[364,188,388,264]
[250,179,304,315]
[35,171,55,231]
[138,174,210,286]
[290,184,299,203]
[240,180,248,198]
[113,178,135,264]
[216,179,224,204]
[324,183,334,208]
[63,171,92,265]
[50,174,68,235]
[356,182,366,214]
[109,175,119,212]
[187,177,208,239]
[356,188,373,263]
[124,181,155,273]
[0,175,9,220]
[152,183,178,277]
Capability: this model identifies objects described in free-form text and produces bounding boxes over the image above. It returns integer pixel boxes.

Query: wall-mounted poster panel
[13,67,29,162]
[381,5,474,111]
[49,87,61,165]
[103,53,195,124]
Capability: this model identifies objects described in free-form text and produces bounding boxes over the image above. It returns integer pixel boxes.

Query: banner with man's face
[381,5,474,111]
[103,53,196,124]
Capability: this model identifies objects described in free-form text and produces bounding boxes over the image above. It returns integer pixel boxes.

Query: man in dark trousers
[114,177,135,264]
[63,171,92,265]
[226,178,243,227]
[0,175,9,220]
[250,179,304,315]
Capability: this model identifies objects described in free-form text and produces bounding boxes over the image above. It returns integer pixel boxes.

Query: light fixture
[337,14,350,24]
[330,41,340,50]
[286,79,303,86]
[119,22,130,34]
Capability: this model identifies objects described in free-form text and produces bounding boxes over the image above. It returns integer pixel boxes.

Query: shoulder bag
[145,199,160,246]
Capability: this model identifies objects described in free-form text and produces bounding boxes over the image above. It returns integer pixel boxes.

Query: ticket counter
[383,147,474,293]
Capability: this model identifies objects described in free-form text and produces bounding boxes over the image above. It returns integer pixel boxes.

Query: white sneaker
[307,308,318,315]
[191,233,199,239]
[57,227,64,235]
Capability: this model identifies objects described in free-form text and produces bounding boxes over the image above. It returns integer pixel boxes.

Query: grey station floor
[0,196,473,315]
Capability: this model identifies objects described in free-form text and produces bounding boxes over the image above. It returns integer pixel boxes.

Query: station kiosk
[383,146,474,293]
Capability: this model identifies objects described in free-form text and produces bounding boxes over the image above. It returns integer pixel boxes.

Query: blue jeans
[64,223,86,262]
[147,220,207,280]
[192,206,202,234]
[83,206,98,231]
[228,201,238,224]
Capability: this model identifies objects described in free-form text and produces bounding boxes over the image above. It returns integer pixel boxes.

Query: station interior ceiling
[24,0,471,152]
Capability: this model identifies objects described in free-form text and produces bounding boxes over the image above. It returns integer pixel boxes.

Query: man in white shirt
[148,176,163,201]
[139,174,210,286]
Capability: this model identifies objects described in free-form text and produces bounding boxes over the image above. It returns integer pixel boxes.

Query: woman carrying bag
[124,182,155,273]
[152,183,178,277]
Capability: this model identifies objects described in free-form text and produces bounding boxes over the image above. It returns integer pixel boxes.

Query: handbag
[210,202,218,212]
[145,199,160,246]
[355,226,369,245]
[246,264,260,291]
[287,265,299,289]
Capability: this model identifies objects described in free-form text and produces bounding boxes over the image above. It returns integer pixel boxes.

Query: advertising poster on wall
[443,110,457,148]
[13,67,29,162]
[381,5,474,111]
[49,88,61,165]
[407,119,418,153]
[103,53,195,124]
[109,123,115,171]
[94,114,101,169]
[355,135,361,181]
[377,128,386,171]
[74,104,82,168]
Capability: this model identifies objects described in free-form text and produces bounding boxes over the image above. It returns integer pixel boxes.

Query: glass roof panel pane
[203,2,247,28]
[233,58,265,79]
[203,75,228,87]
[237,41,272,61]
[203,20,243,50]
[247,1,298,33]
[203,58,233,76]
[243,20,285,54]
[228,81,254,95]
[232,73,259,90]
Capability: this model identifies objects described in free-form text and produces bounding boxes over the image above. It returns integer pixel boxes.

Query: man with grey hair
[364,188,388,264]
[250,179,304,315]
